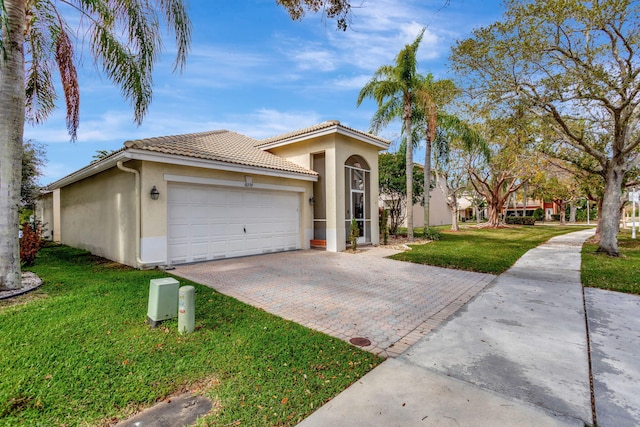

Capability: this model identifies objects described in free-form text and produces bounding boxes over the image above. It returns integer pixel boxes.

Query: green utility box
[147,277,179,327]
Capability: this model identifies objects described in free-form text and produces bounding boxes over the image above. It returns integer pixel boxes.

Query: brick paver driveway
[172,247,496,357]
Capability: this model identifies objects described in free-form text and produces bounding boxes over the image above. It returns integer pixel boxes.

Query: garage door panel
[170,242,189,258]
[168,223,189,237]
[209,223,228,235]
[226,191,244,205]
[191,205,208,218]
[168,205,192,220]
[191,224,210,237]
[209,208,227,220]
[168,183,301,264]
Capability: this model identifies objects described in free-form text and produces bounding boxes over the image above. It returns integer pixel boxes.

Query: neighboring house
[502,197,560,220]
[379,171,454,228]
[37,121,389,268]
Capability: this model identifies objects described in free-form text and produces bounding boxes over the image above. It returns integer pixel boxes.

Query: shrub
[423,228,443,241]
[505,216,536,225]
[349,218,360,252]
[20,222,44,266]
[551,214,561,221]
[381,209,389,245]
[533,208,544,221]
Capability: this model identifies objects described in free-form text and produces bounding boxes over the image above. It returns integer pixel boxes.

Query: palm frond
[91,23,152,123]
[159,0,191,71]
[370,97,401,133]
[25,0,59,126]
[55,24,80,140]
[22,0,192,137]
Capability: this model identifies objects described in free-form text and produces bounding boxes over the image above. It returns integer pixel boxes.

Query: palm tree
[0,0,191,290]
[413,74,457,231]
[357,29,425,240]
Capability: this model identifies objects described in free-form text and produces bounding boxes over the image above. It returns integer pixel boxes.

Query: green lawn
[391,225,594,274]
[582,229,640,295]
[0,246,381,426]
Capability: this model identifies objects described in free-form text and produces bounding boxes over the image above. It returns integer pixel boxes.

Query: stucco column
[370,158,380,245]
[324,147,345,252]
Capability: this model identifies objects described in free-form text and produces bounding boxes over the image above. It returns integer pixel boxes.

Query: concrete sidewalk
[586,288,640,427]
[298,229,597,427]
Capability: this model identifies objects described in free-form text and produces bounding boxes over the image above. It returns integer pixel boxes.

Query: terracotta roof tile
[256,120,389,147]
[124,130,316,176]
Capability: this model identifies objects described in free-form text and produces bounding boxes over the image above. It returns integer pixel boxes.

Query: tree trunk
[404,107,414,241]
[569,203,577,223]
[598,165,625,256]
[450,197,459,232]
[423,137,432,231]
[559,201,566,225]
[0,0,27,291]
[487,198,501,227]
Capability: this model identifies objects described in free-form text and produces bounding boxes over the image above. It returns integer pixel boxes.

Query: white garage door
[167,182,301,264]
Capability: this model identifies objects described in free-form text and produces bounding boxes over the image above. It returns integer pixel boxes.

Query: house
[37,121,389,268]
[502,197,560,220]
[379,168,459,228]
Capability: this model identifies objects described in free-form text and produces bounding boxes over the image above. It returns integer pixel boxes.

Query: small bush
[505,216,536,225]
[533,208,544,221]
[551,214,561,221]
[423,228,443,241]
[381,209,389,245]
[350,218,360,252]
[20,222,44,266]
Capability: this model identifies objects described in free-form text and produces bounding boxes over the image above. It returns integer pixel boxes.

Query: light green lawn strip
[581,230,640,295]
[391,225,593,274]
[0,246,381,427]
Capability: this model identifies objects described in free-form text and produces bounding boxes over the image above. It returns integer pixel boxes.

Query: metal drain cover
[349,337,371,347]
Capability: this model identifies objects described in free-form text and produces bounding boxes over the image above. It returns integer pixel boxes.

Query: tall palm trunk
[423,134,431,231]
[423,116,434,232]
[404,102,414,241]
[0,0,27,290]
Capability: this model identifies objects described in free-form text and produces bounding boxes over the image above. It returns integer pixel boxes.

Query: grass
[582,229,640,295]
[390,224,594,274]
[0,245,382,426]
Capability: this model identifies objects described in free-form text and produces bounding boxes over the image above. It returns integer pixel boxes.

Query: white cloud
[292,49,337,71]
[330,74,372,90]
[279,1,448,75]
[201,109,323,139]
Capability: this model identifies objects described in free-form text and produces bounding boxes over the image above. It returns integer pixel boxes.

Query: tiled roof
[256,120,389,147]
[124,130,317,176]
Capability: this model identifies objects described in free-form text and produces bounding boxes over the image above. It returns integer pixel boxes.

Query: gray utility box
[147,278,179,327]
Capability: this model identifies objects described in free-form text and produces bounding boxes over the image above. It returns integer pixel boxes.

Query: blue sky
[26,0,504,184]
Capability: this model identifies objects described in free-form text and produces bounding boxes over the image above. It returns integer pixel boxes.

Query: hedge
[505,216,536,225]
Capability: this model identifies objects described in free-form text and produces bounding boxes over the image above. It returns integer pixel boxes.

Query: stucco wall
[35,192,54,240]
[59,166,137,266]
[413,178,452,227]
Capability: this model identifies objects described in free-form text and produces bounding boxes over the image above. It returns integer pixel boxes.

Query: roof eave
[46,149,318,189]
[126,149,318,182]
[259,124,390,151]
